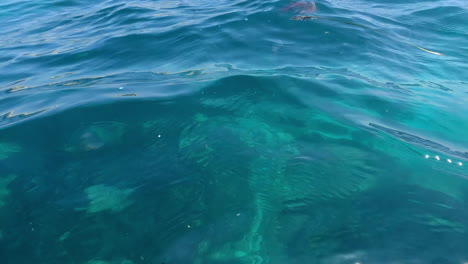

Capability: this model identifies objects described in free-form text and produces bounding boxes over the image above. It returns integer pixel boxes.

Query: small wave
[4,60,464,134]
[369,122,468,160]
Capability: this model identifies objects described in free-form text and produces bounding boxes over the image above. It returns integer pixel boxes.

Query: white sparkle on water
[425,155,430,159]
[447,159,452,163]
[435,156,440,161]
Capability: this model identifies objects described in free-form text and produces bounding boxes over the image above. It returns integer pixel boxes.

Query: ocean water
[1,0,468,263]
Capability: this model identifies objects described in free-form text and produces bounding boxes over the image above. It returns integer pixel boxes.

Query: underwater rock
[87,261,108,264]
[156,229,205,264]
[0,174,17,208]
[82,184,134,213]
[178,114,299,262]
[58,231,71,242]
[177,106,386,262]
[284,144,378,202]
[0,142,21,160]
[86,259,134,264]
[65,122,126,152]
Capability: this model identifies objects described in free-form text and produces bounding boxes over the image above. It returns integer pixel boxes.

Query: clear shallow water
[1,0,468,263]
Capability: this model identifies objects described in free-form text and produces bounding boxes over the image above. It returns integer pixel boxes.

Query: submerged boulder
[65,122,126,152]
[0,174,17,208]
[0,142,21,160]
[81,184,134,213]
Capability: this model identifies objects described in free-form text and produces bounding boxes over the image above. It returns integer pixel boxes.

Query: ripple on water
[0,0,467,263]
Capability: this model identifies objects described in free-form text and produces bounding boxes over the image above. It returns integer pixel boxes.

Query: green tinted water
[1,0,468,263]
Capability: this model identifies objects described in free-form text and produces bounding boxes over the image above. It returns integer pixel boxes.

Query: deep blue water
[1,0,468,263]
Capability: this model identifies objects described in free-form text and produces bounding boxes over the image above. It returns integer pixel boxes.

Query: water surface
[1,0,468,263]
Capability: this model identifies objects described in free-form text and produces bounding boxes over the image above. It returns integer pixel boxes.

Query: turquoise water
[1,0,468,263]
